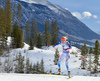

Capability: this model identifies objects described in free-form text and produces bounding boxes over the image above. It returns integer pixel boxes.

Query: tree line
[25,19,59,50]
[0,0,59,55]
[81,40,100,74]
[0,52,45,74]
[0,0,23,54]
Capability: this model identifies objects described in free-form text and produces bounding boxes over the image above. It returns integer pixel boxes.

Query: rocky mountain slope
[1,0,100,44]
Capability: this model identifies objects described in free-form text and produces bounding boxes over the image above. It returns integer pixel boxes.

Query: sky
[48,0,100,33]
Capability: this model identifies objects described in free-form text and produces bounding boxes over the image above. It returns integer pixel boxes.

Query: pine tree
[54,48,59,65]
[88,47,93,74]
[0,0,2,8]
[5,0,12,37]
[44,19,51,46]
[41,33,46,46]
[31,19,34,39]
[0,8,6,49]
[33,63,36,73]
[19,53,25,73]
[17,4,24,44]
[81,42,88,69]
[40,58,44,73]
[37,34,42,48]
[29,37,34,50]
[51,20,59,45]
[26,57,30,73]
[0,49,3,55]
[29,62,33,73]
[29,19,34,49]
[12,4,16,25]
[34,20,38,47]
[93,40,100,73]
[19,28,24,48]
[89,47,93,54]
[17,4,22,26]
[25,20,30,43]
[11,23,23,48]
[36,61,40,73]
[4,58,13,73]
[15,52,24,73]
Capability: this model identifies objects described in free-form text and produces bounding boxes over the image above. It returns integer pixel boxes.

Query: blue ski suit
[55,41,71,71]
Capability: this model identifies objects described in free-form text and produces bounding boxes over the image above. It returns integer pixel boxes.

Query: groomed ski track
[0,73,100,81]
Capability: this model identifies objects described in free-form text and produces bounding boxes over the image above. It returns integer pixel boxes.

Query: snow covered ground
[0,73,100,81]
[0,42,98,76]
[0,38,100,81]
[5,43,84,75]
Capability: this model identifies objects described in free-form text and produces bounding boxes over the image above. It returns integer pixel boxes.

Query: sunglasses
[61,41,65,43]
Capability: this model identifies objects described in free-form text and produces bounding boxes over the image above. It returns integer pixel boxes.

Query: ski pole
[72,54,86,60]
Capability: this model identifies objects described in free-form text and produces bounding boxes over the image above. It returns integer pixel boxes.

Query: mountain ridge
[2,0,100,44]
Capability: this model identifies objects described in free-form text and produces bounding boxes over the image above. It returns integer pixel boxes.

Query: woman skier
[54,36,71,78]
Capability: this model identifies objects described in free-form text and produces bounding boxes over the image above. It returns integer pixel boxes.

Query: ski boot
[58,67,61,75]
[68,71,71,78]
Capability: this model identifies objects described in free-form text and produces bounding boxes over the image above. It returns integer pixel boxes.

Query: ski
[67,75,73,79]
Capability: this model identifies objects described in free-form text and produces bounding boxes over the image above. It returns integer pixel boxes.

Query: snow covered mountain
[20,0,49,5]
[1,0,100,45]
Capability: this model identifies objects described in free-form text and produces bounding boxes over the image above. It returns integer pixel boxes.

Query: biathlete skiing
[54,36,72,78]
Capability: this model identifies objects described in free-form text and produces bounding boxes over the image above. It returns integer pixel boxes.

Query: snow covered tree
[40,58,44,73]
[26,57,30,73]
[15,52,25,73]
[26,57,33,73]
[93,40,100,73]
[33,63,36,73]
[88,47,93,74]
[54,48,59,65]
[29,62,33,73]
[36,61,41,73]
[4,58,13,73]
[81,42,88,69]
